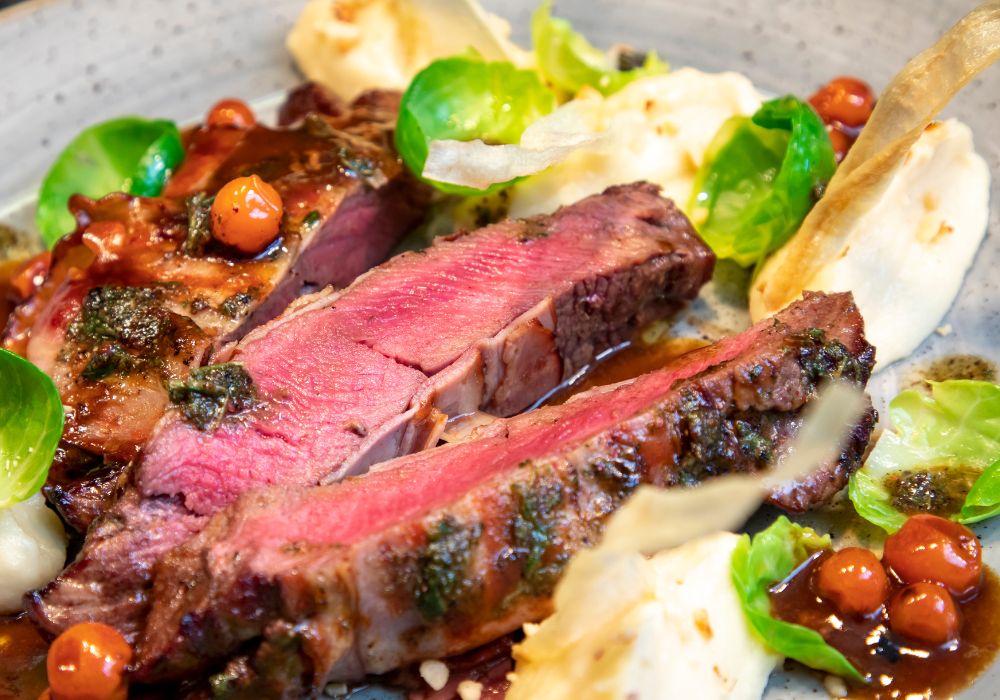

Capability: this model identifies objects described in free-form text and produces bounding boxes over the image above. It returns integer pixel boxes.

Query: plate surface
[1,0,998,697]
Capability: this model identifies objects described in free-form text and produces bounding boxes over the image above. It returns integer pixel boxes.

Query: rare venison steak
[134,292,875,694]
[29,182,714,643]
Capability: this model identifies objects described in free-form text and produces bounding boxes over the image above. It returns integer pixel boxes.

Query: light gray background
[0,0,997,697]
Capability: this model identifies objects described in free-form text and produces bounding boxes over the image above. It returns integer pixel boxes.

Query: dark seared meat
[277,82,347,126]
[133,292,875,694]
[42,444,127,533]
[769,410,877,511]
[28,183,714,644]
[32,491,201,639]
[3,93,429,531]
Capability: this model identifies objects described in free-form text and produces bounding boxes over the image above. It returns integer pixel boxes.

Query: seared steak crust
[42,445,128,532]
[134,292,875,694]
[29,184,714,643]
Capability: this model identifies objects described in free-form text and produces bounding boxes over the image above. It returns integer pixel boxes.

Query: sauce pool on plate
[770,553,1000,699]
[545,335,711,405]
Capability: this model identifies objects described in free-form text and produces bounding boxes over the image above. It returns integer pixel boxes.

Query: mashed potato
[0,493,67,613]
[287,0,526,100]
[507,532,779,700]
[505,68,764,219]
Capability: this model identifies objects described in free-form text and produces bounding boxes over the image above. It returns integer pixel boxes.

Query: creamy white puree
[0,493,67,613]
[507,532,779,700]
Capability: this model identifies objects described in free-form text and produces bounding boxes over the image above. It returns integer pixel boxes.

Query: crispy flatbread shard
[751,0,1000,319]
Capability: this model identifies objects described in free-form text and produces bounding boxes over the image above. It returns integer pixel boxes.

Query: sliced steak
[28,183,714,641]
[134,292,875,691]
[147,183,712,511]
[3,92,428,531]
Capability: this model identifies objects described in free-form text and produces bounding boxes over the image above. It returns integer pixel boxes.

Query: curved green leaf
[688,96,836,267]
[36,117,184,246]
[0,349,64,509]
[849,380,1000,531]
[959,459,1000,524]
[731,516,863,681]
[532,0,667,97]
[395,54,557,195]
[847,468,907,533]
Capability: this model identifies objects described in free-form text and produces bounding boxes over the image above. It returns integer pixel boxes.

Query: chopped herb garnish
[80,341,139,380]
[218,289,257,319]
[166,362,257,430]
[338,147,377,179]
[887,467,980,517]
[589,444,644,499]
[676,391,780,485]
[415,517,481,620]
[512,469,565,591]
[794,331,867,384]
[70,285,171,352]
[189,297,212,314]
[183,192,214,256]
[302,210,321,229]
[735,419,773,463]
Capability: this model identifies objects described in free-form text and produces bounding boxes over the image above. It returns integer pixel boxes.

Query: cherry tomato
[883,514,982,597]
[47,622,132,700]
[808,76,876,128]
[210,174,284,254]
[888,581,961,646]
[826,126,852,163]
[814,547,889,617]
[205,98,256,129]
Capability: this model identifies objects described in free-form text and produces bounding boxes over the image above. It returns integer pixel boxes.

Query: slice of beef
[28,183,714,642]
[4,93,428,531]
[134,292,876,691]
[146,183,712,512]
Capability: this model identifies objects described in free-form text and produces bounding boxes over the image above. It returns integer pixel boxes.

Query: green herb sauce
[219,289,257,319]
[793,327,867,384]
[886,466,981,517]
[183,192,214,256]
[512,469,564,591]
[415,517,481,620]
[80,341,140,380]
[70,285,171,352]
[166,362,257,430]
[588,443,644,500]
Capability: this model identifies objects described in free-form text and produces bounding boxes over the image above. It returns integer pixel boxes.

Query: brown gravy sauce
[771,551,1000,699]
[0,616,48,700]
[545,335,710,405]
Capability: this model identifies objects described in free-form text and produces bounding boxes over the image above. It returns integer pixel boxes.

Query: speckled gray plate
[1,0,998,697]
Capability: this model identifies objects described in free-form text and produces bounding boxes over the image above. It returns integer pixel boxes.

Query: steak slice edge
[134,291,876,692]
